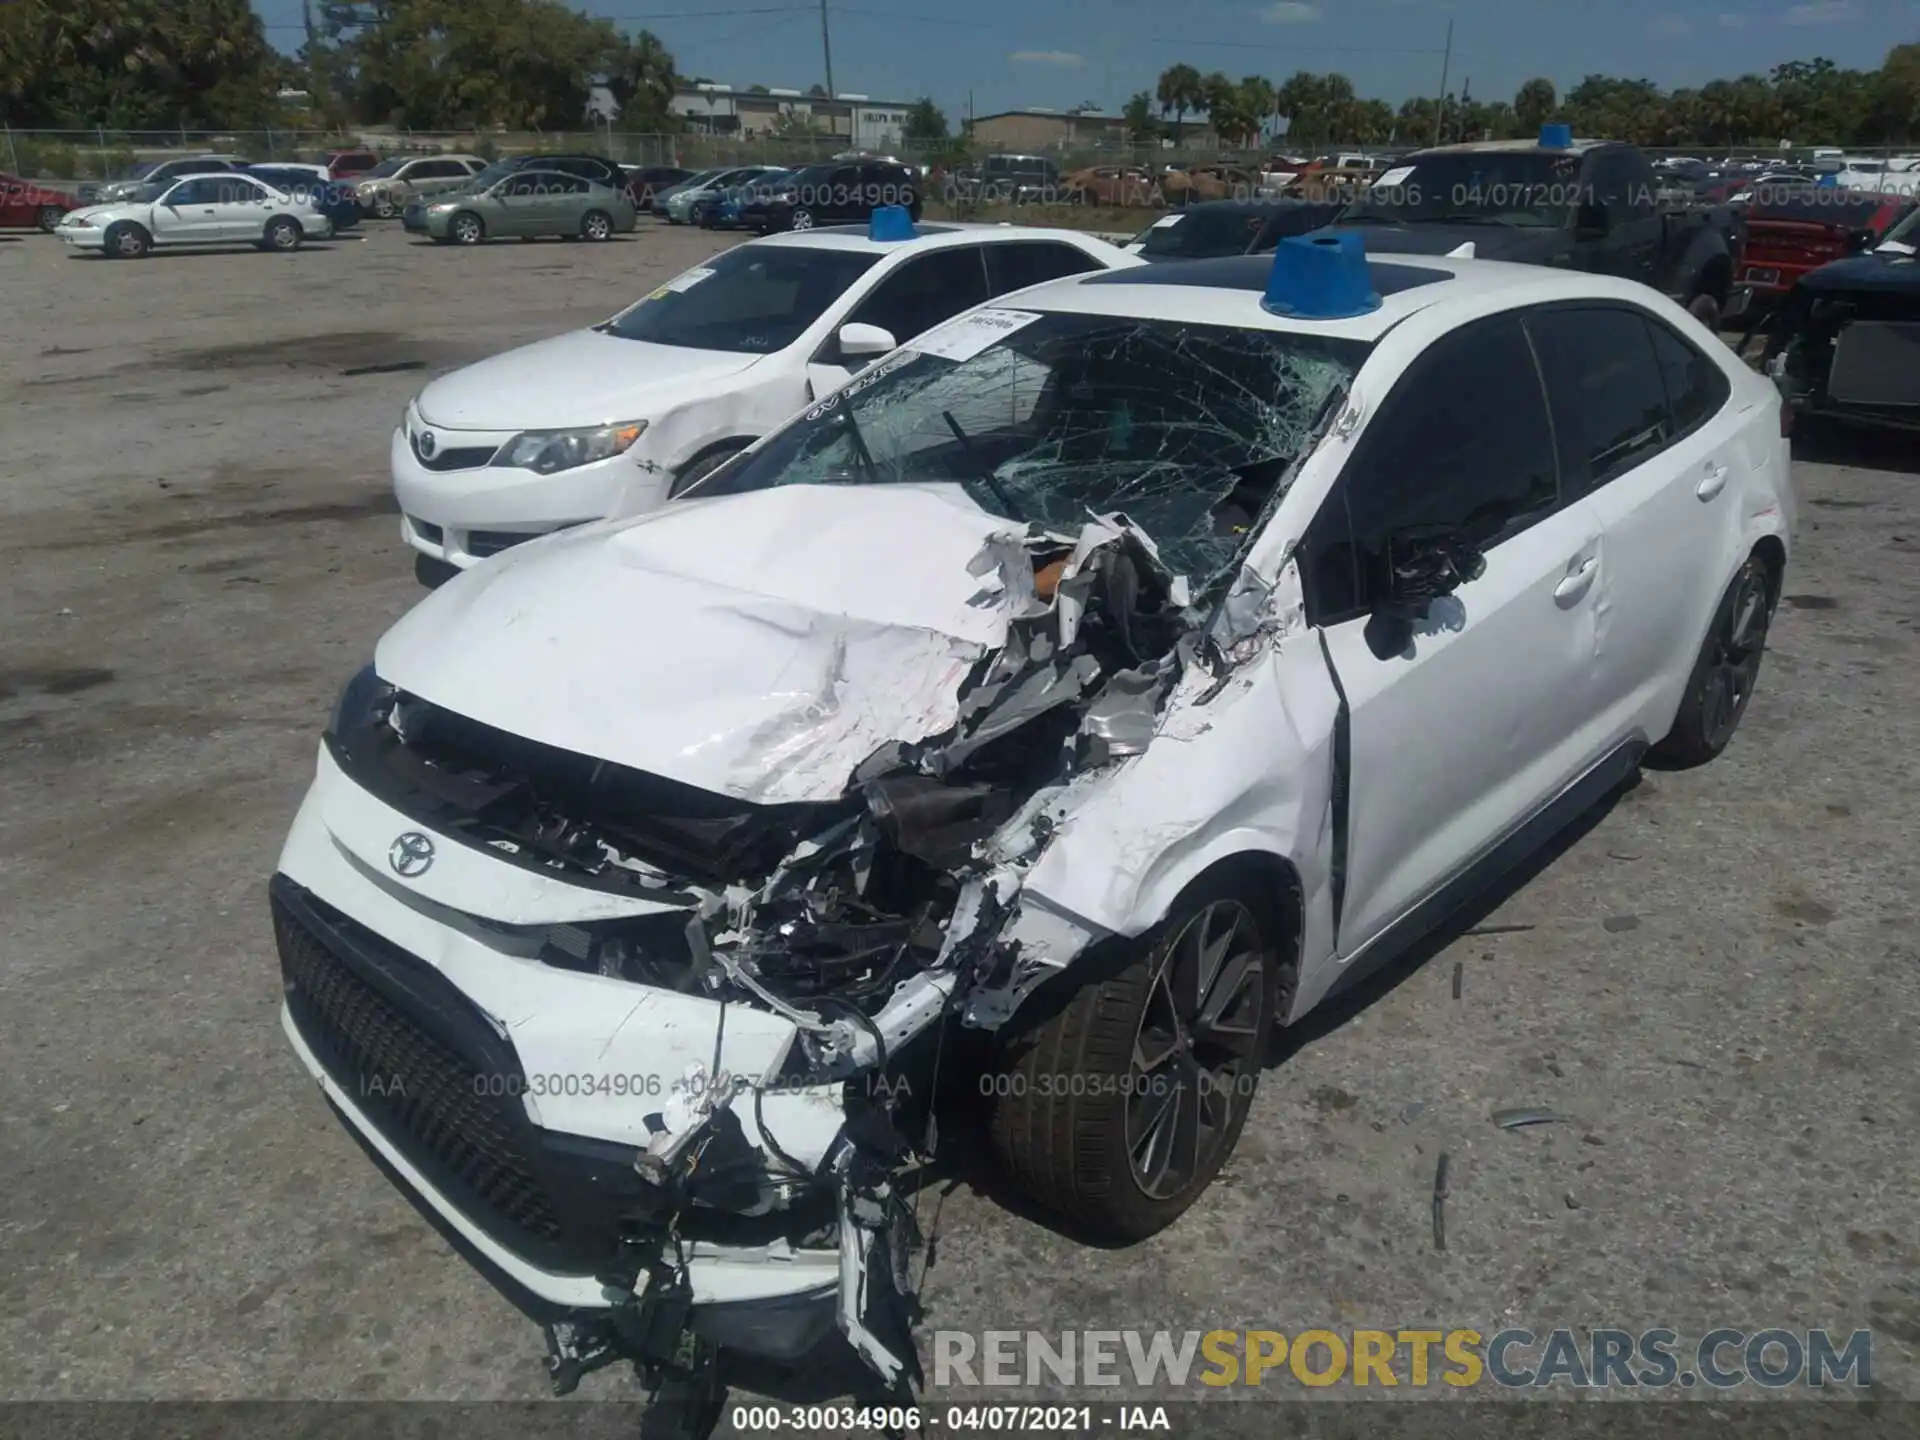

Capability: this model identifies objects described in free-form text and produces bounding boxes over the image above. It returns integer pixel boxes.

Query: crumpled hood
[1797,251,1920,296]
[1330,221,1566,262]
[63,201,140,224]
[415,329,763,430]
[374,483,1031,805]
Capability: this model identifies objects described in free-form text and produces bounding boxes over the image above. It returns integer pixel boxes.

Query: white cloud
[1718,11,1749,26]
[1261,2,1324,23]
[1008,50,1086,67]
[1647,13,1692,34]
[1782,0,1858,22]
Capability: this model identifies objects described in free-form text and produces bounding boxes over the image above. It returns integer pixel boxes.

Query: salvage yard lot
[2,220,1918,1416]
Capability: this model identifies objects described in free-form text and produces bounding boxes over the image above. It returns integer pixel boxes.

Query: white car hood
[64,201,140,224]
[374,483,1031,805]
[415,329,765,431]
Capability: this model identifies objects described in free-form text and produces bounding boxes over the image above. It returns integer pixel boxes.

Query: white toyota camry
[390,217,1139,573]
[280,235,1791,1413]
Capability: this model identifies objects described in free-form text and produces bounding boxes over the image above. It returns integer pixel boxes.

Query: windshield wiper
[942,411,1023,522]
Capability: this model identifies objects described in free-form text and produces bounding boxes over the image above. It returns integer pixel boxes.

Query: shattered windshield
[695,309,1369,586]
[1339,152,1586,228]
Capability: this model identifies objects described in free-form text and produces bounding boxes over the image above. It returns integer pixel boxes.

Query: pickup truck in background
[1328,133,1750,329]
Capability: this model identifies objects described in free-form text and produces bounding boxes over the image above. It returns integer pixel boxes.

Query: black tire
[669,444,746,498]
[689,201,708,226]
[988,875,1277,1241]
[37,205,64,233]
[1687,292,1723,332]
[790,207,815,231]
[580,208,614,242]
[1649,551,1776,768]
[104,222,149,259]
[449,211,485,246]
[263,216,302,252]
[414,553,460,589]
[371,192,397,219]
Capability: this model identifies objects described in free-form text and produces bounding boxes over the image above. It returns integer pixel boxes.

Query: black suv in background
[620,164,694,210]
[734,159,922,233]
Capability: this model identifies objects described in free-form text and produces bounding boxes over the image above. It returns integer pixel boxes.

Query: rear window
[1136,208,1265,260]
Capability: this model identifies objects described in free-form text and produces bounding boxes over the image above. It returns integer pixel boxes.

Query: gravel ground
[1,218,1916,1429]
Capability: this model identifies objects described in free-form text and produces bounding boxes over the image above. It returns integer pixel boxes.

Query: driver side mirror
[836,322,897,362]
[1573,200,1610,239]
[1365,525,1485,657]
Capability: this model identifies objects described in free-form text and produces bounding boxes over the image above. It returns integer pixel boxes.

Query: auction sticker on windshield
[911,308,1044,364]
[663,266,716,294]
[1372,166,1417,191]
[1151,214,1184,229]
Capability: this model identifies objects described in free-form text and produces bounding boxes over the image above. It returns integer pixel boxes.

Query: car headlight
[327,662,396,739]
[491,421,648,475]
[64,217,95,228]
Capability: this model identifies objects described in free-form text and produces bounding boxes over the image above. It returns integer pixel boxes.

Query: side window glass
[985,242,1102,295]
[1529,306,1674,493]
[1646,319,1731,437]
[1302,314,1558,621]
[845,249,991,345]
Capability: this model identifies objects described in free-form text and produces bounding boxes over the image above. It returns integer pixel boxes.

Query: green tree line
[1142,47,1920,150]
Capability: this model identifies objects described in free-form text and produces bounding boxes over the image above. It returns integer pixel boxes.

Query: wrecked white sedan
[272,235,1792,1420]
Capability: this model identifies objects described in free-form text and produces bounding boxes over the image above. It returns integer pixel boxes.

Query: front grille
[467,529,546,558]
[273,885,565,1254]
[411,431,498,472]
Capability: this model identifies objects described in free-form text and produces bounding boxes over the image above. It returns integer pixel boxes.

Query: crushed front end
[1765,245,1920,432]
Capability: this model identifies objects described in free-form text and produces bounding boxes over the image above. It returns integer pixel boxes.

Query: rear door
[1527,303,1744,742]
[1300,311,1606,956]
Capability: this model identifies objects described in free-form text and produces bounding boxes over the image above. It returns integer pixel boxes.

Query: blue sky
[252,0,1916,116]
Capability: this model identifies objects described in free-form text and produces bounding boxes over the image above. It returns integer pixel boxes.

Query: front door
[807,246,991,398]
[150,178,221,245]
[1298,311,1605,956]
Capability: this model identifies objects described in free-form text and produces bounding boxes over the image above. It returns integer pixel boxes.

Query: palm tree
[1156,62,1202,143]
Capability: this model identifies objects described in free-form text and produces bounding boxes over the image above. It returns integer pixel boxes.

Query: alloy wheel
[1699,562,1770,750]
[1125,899,1267,1201]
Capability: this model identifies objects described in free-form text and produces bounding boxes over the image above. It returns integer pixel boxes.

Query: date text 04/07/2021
[728,1403,1177,1432]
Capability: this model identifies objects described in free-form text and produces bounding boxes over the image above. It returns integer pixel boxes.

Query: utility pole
[819,0,835,100]
[1431,18,1453,147]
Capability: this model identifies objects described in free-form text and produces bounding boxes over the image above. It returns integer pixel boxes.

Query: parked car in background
[1833,156,1920,199]
[953,153,1062,204]
[1330,133,1750,328]
[56,173,333,258]
[733,159,922,233]
[326,150,382,180]
[246,165,364,233]
[664,165,786,226]
[1737,187,1913,318]
[1162,164,1261,207]
[349,155,486,218]
[1125,198,1348,260]
[390,218,1136,571]
[702,169,797,230]
[0,172,80,230]
[619,164,694,210]
[648,166,733,217]
[1765,205,1920,432]
[403,172,637,245]
[1062,165,1156,207]
[81,155,247,204]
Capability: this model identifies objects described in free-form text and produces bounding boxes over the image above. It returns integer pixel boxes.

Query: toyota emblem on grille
[388,832,435,877]
[416,429,438,460]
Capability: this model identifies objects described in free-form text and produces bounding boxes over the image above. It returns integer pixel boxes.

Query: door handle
[1696,464,1729,501]
[1553,557,1599,601]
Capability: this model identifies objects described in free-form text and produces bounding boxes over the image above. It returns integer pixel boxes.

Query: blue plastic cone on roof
[1261,230,1381,320]
[868,204,917,241]
[1539,123,1574,149]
